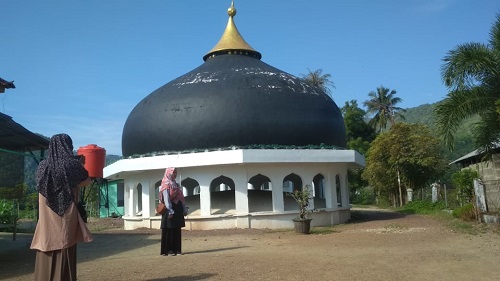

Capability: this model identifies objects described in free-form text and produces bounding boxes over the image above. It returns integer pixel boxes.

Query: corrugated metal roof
[449,142,500,165]
[0,77,15,93]
[0,112,49,151]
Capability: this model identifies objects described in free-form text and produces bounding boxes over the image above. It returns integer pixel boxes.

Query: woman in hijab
[159,167,188,256]
[31,134,92,281]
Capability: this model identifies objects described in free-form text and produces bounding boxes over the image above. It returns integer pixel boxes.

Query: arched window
[248,174,272,191]
[248,174,273,212]
[283,173,302,211]
[135,183,142,216]
[181,177,201,215]
[182,177,201,196]
[336,174,341,206]
[210,176,236,214]
[313,174,326,209]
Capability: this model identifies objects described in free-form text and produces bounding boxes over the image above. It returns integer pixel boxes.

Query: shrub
[401,200,446,214]
[352,186,376,205]
[452,203,476,221]
[451,169,478,204]
[0,199,16,225]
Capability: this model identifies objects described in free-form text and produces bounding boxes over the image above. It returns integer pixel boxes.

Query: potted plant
[288,185,313,234]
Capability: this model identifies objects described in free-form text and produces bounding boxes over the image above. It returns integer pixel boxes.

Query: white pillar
[407,188,413,202]
[124,183,130,216]
[199,184,211,216]
[128,182,135,216]
[271,178,284,212]
[234,178,249,214]
[432,183,438,203]
[142,180,151,218]
[324,175,333,209]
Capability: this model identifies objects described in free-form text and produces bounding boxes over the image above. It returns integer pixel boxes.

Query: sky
[1,0,499,156]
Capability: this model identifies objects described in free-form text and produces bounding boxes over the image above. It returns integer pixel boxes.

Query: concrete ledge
[123,209,351,231]
[483,214,500,224]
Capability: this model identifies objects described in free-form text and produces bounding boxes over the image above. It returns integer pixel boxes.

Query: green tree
[451,168,479,205]
[300,69,335,97]
[342,100,377,152]
[363,86,405,133]
[436,13,500,158]
[341,100,377,203]
[362,123,447,207]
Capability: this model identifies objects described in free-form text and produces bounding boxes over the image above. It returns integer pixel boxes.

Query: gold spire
[203,1,261,61]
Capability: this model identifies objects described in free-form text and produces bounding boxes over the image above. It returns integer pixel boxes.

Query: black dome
[122,3,346,157]
[122,54,346,157]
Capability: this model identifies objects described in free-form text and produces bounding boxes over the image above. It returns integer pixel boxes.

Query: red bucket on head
[77,144,106,178]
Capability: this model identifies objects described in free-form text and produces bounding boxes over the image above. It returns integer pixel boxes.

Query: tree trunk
[397,169,403,207]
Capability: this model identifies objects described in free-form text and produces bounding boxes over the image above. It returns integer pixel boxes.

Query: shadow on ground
[0,207,404,280]
[145,273,217,281]
[348,208,407,223]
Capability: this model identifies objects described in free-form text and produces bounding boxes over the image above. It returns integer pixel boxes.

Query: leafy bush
[0,199,16,224]
[287,185,313,219]
[452,203,476,221]
[400,200,446,214]
[351,186,376,205]
[375,192,393,208]
[451,169,478,204]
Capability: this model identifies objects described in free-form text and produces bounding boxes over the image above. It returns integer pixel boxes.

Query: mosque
[103,2,365,230]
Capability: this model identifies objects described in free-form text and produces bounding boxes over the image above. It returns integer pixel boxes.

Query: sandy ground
[1,208,499,281]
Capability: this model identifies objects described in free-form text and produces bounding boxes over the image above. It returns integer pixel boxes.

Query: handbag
[156,191,167,215]
[76,201,88,223]
[156,202,167,215]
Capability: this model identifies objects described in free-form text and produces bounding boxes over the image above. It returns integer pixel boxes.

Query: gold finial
[228,1,236,17]
[203,1,261,61]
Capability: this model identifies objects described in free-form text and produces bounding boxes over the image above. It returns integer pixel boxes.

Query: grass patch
[310,226,339,235]
[394,201,500,235]
[399,200,445,215]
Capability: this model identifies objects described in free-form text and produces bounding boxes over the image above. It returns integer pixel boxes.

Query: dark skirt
[34,245,77,281]
[160,227,182,255]
[160,201,185,255]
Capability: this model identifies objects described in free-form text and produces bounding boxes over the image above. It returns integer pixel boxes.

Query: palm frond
[441,43,495,89]
[435,86,492,149]
[300,68,335,96]
[489,13,500,54]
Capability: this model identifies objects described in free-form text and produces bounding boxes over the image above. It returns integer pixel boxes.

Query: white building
[104,2,365,230]
[104,149,364,230]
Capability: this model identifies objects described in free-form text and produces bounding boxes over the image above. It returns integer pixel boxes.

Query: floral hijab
[36,134,89,216]
[159,167,185,204]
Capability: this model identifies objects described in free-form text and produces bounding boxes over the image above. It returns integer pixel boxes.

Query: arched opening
[283,173,302,211]
[313,174,326,209]
[135,183,142,216]
[210,175,235,214]
[181,177,200,215]
[153,180,162,215]
[248,173,272,212]
[336,174,342,207]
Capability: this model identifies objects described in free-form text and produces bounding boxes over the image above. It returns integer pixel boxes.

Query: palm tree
[435,13,500,157]
[363,86,405,133]
[300,69,335,97]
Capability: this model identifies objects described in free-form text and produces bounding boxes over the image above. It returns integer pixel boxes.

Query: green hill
[400,102,477,161]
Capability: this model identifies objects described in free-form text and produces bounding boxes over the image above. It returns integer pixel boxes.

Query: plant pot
[293,218,312,234]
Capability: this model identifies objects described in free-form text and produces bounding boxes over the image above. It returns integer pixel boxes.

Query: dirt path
[1,208,499,281]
